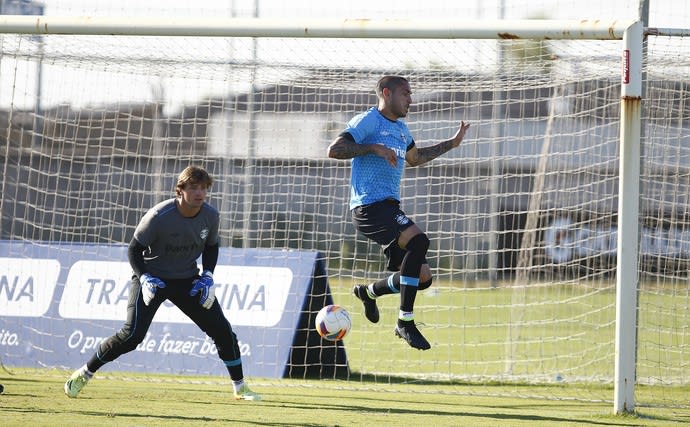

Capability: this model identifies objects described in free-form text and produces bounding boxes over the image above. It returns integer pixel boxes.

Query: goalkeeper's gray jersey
[133,198,220,279]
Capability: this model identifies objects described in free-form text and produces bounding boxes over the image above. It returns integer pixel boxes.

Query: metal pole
[613,19,643,415]
[488,0,506,287]
[241,0,259,248]
[32,34,42,148]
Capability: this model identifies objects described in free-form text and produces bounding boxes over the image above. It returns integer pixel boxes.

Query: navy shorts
[351,199,425,271]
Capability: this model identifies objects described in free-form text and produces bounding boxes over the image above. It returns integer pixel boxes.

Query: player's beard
[398,102,410,118]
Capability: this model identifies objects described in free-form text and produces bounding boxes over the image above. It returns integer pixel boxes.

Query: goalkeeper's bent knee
[418,278,433,290]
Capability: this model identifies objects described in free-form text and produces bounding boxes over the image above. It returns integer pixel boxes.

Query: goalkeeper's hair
[176,165,213,196]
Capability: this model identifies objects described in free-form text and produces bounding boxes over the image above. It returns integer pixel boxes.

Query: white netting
[0,3,689,412]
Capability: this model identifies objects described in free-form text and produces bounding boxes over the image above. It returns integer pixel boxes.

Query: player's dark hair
[376,75,409,97]
[176,165,212,196]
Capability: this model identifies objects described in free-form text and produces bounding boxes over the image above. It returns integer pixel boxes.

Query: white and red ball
[315,304,352,341]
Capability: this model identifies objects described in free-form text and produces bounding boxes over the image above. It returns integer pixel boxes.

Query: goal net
[0,17,688,411]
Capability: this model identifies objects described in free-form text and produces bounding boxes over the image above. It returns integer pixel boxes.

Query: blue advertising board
[0,241,348,379]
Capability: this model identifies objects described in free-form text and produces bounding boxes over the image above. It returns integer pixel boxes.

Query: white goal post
[0,16,686,413]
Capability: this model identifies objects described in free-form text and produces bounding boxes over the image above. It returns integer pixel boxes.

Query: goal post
[615,19,642,414]
[1,15,688,415]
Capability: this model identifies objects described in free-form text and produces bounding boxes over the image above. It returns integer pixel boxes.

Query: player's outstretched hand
[190,270,216,309]
[140,273,166,306]
[451,121,470,148]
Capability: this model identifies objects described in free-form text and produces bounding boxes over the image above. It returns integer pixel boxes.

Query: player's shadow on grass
[22,406,288,426]
[259,400,637,426]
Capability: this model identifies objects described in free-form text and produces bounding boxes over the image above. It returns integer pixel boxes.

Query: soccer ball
[315,304,352,341]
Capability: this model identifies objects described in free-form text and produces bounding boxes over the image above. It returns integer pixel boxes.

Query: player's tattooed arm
[327,136,368,159]
[327,136,397,166]
[413,139,457,164]
[407,121,470,166]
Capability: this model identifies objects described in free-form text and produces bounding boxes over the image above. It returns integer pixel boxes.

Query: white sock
[399,311,414,322]
[81,364,94,378]
[232,379,245,393]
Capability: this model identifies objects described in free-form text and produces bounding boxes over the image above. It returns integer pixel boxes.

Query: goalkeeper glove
[140,273,166,306]
[190,270,215,309]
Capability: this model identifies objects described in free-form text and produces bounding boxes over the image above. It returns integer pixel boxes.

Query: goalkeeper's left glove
[190,270,215,309]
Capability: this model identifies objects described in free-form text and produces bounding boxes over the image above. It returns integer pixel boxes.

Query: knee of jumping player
[399,233,431,281]
[404,233,430,257]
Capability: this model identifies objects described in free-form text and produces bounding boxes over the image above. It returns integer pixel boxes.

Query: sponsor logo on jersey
[200,228,209,240]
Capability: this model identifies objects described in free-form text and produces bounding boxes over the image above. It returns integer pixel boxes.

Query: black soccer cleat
[395,320,431,350]
[352,285,380,323]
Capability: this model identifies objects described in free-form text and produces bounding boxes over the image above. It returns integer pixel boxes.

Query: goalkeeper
[64,166,260,401]
[327,75,470,350]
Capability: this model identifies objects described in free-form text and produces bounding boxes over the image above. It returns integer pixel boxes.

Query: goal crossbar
[0,15,636,40]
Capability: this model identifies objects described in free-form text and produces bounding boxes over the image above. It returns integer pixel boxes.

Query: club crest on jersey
[395,214,410,225]
[200,228,209,240]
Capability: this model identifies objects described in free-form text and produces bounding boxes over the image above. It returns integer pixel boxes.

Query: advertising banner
[0,241,347,378]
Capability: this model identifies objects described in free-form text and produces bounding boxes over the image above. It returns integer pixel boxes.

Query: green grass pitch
[0,368,688,426]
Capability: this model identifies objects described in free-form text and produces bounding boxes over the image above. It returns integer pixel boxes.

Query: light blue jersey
[344,107,414,209]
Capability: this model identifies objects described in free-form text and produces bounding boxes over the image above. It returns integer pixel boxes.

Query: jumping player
[64,166,260,400]
[327,75,470,350]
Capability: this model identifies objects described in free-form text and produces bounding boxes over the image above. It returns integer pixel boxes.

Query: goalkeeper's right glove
[140,273,166,306]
